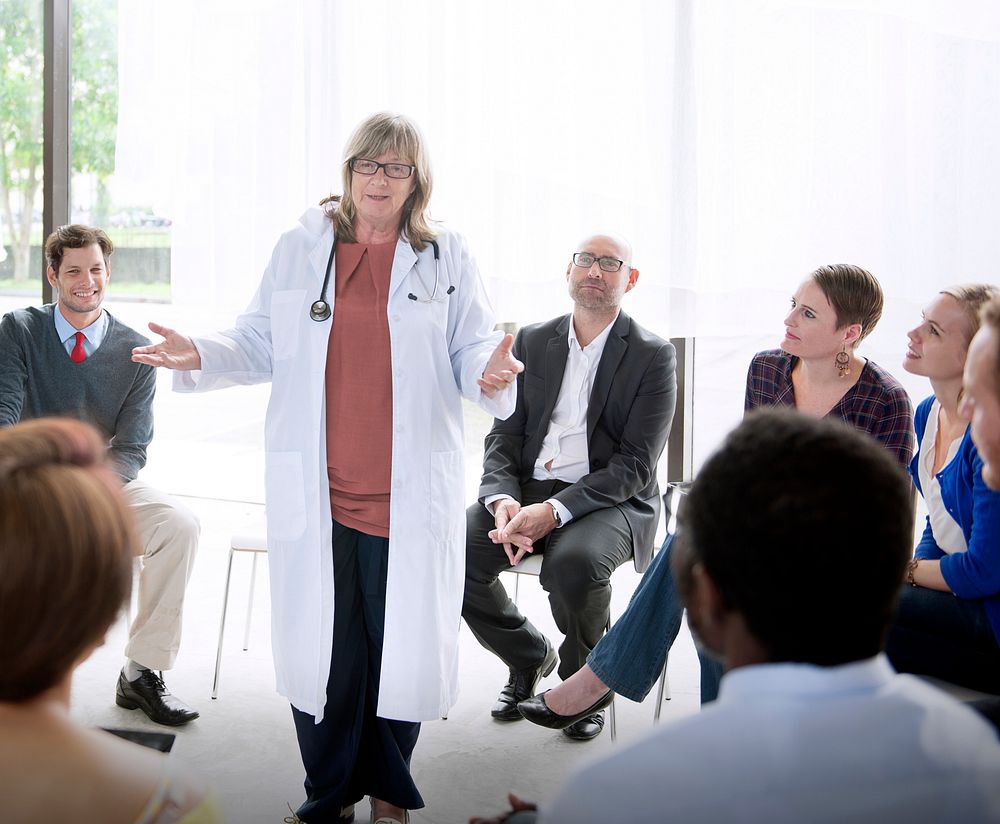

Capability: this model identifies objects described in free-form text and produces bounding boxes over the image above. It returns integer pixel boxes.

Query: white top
[918,400,968,554]
[544,656,1000,823]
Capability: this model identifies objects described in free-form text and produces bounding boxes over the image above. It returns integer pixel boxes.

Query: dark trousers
[463,479,634,681]
[291,521,424,823]
[885,583,1000,694]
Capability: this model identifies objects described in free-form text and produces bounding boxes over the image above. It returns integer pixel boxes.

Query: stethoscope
[309,238,452,322]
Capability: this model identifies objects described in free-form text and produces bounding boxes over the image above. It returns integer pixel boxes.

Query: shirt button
[393,314,401,322]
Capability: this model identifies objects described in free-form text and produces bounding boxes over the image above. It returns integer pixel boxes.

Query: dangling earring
[835,345,850,378]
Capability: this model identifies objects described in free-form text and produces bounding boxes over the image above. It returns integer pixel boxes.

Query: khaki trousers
[123,480,200,670]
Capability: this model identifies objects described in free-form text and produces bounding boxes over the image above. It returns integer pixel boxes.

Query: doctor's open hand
[131,322,202,371]
[478,333,523,398]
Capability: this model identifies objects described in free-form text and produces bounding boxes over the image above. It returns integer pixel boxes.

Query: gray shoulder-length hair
[321,112,436,250]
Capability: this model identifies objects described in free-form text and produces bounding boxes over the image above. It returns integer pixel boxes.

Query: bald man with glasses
[461,233,676,741]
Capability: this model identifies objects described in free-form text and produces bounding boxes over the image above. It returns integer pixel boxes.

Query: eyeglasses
[349,158,415,179]
[572,252,627,273]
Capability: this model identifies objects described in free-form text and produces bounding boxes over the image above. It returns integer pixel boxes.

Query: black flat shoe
[562,711,606,741]
[517,688,614,730]
[116,670,199,726]
[491,641,558,721]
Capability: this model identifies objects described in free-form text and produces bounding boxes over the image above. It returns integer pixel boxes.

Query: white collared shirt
[545,655,1000,823]
[532,316,616,482]
[486,314,617,526]
[53,305,108,359]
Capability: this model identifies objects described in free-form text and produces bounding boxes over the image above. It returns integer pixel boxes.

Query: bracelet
[906,559,919,587]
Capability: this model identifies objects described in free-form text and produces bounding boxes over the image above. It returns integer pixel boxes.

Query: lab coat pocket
[271,289,307,362]
[265,451,307,541]
[429,449,463,544]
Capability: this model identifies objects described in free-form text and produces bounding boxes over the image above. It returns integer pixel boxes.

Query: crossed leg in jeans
[536,532,725,721]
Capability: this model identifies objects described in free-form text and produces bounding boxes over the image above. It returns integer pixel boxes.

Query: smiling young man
[461,233,676,741]
[0,225,200,727]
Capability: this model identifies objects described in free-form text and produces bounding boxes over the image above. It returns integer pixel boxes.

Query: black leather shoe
[562,711,605,741]
[116,670,199,726]
[517,688,614,730]
[491,642,558,721]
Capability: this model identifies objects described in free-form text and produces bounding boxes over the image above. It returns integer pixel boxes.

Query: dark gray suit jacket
[479,311,676,572]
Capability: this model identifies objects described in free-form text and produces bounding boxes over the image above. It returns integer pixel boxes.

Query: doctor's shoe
[115,669,200,726]
[562,710,605,741]
[491,640,558,721]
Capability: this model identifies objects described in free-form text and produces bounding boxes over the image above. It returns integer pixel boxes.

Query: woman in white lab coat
[133,112,519,824]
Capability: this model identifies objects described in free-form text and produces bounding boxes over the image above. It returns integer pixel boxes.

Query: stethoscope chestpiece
[309,300,331,322]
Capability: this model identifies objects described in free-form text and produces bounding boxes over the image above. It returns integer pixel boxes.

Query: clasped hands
[491,499,558,566]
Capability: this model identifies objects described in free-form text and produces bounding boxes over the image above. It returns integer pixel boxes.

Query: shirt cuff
[478,379,517,420]
[546,498,572,528]
[484,494,516,515]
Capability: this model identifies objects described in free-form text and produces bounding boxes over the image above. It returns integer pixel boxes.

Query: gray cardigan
[0,304,155,481]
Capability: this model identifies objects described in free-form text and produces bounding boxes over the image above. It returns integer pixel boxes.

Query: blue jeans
[587,532,724,704]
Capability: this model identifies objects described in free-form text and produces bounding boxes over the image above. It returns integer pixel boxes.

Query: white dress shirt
[544,655,1000,823]
[487,315,617,526]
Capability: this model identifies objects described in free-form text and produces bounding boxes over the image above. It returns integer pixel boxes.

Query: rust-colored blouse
[325,239,396,538]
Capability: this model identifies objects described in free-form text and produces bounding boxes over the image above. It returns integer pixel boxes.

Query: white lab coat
[175,207,513,722]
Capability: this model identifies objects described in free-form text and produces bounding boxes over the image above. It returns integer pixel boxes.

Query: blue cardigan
[911,396,1000,646]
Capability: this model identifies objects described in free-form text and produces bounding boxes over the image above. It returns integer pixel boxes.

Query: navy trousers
[291,520,424,823]
[886,582,1000,694]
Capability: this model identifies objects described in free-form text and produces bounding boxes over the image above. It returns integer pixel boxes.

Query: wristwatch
[546,500,562,528]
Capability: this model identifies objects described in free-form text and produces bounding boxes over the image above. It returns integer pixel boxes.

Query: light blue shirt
[545,655,1000,822]
[53,305,108,359]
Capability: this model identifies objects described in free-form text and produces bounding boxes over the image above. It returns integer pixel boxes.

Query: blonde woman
[887,284,1000,693]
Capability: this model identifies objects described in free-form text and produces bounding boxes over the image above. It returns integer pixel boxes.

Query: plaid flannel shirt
[745,349,915,469]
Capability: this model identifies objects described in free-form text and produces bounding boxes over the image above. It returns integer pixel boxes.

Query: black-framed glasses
[572,252,627,273]
[349,158,415,179]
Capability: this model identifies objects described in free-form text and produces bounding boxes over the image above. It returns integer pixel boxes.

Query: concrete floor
[69,493,703,824]
[9,295,705,824]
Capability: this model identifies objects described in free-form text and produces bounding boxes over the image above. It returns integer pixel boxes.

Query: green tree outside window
[0,0,117,283]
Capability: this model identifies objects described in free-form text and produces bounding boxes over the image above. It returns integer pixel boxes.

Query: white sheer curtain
[683,0,1000,460]
[114,0,1000,464]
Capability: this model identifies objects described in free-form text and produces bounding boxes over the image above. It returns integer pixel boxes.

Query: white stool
[503,553,619,741]
[212,532,268,699]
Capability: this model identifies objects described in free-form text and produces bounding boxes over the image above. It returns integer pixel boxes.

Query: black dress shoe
[116,670,200,726]
[491,642,558,721]
[517,688,615,730]
[562,711,605,741]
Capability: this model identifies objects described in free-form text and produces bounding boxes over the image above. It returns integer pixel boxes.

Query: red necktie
[70,331,87,363]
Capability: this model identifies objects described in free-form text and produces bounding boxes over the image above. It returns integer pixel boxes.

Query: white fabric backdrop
[113,0,1000,465]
